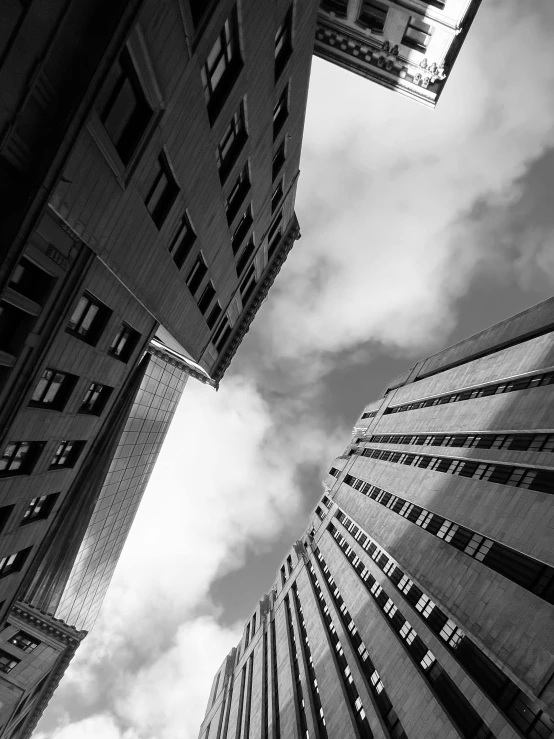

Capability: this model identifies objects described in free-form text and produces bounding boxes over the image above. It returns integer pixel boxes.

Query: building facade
[199,298,554,739]
[315,0,482,107]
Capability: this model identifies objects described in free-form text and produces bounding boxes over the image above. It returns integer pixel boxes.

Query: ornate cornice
[14,601,86,647]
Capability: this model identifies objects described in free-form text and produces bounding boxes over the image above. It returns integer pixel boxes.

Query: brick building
[199,298,554,739]
[315,0,482,107]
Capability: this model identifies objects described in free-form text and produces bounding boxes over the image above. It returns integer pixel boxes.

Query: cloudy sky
[37,1,554,737]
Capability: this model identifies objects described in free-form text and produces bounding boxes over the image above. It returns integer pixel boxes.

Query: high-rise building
[199,298,554,739]
[315,0,482,107]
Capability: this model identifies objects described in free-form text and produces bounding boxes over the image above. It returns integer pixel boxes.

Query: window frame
[66,293,112,346]
[8,631,41,654]
[272,140,286,181]
[357,0,388,34]
[49,440,86,471]
[20,494,59,526]
[216,101,248,184]
[144,151,180,229]
[201,6,243,123]
[0,442,44,478]
[78,382,114,415]
[168,212,196,269]
[225,162,251,225]
[402,16,434,53]
[231,205,253,255]
[108,323,141,363]
[29,368,78,411]
[275,8,293,81]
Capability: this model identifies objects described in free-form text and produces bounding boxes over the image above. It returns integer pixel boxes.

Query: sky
[36,1,554,737]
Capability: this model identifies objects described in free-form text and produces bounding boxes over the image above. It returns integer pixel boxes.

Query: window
[225,163,251,224]
[321,0,348,16]
[216,102,247,183]
[197,281,216,315]
[8,631,40,653]
[186,255,208,296]
[272,180,284,213]
[207,302,222,330]
[29,369,77,410]
[0,301,36,357]
[109,324,140,362]
[240,266,257,306]
[20,494,59,526]
[232,205,253,255]
[144,153,179,229]
[99,48,153,165]
[0,506,14,536]
[168,213,196,269]
[202,7,243,122]
[0,442,43,477]
[357,1,388,33]
[236,236,255,277]
[49,441,85,470]
[189,0,209,26]
[0,547,31,580]
[9,258,55,306]
[275,9,293,80]
[66,293,111,345]
[212,316,232,353]
[273,86,289,140]
[79,382,113,415]
[0,650,20,674]
[402,16,434,53]
[272,141,286,181]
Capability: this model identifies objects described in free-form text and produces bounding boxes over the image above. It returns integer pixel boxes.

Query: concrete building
[199,298,554,739]
[315,0,482,107]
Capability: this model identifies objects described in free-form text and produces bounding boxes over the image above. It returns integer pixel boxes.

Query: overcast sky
[36,2,554,738]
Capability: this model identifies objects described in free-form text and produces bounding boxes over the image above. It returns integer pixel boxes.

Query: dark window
[216,101,247,183]
[9,258,55,306]
[144,153,179,229]
[272,180,284,213]
[29,369,77,410]
[168,213,196,269]
[269,224,283,260]
[236,236,255,277]
[321,0,348,17]
[197,281,216,315]
[402,16,434,53]
[202,7,243,122]
[207,302,222,330]
[240,266,257,306]
[20,494,59,526]
[232,205,253,255]
[49,440,85,470]
[225,163,250,224]
[108,324,140,362]
[273,86,289,140]
[66,293,111,345]
[79,382,113,415]
[0,650,20,674]
[0,301,36,356]
[8,631,40,653]
[275,8,293,81]
[186,255,208,296]
[272,141,286,181]
[212,316,232,353]
[0,506,14,535]
[99,49,152,166]
[0,547,31,580]
[189,0,209,26]
[357,1,388,33]
[0,442,43,477]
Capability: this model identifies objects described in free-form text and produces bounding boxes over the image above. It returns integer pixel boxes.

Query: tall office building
[315,0,482,107]
[200,298,554,739]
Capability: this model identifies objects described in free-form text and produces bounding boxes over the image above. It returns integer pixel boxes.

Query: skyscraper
[200,297,554,739]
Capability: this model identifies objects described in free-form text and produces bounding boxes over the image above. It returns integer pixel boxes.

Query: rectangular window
[0,301,37,357]
[273,86,289,140]
[206,302,222,330]
[144,153,179,229]
[99,48,153,166]
[49,440,85,470]
[272,141,286,181]
[402,16,434,53]
[20,494,59,526]
[197,281,216,315]
[272,180,284,213]
[212,316,232,353]
[9,258,55,306]
[108,324,141,362]
[0,650,20,674]
[225,162,251,224]
[216,102,247,183]
[186,255,208,296]
[232,205,253,255]
[8,631,40,653]
[66,293,111,345]
[29,369,78,410]
[0,442,43,477]
[357,1,388,33]
[236,236,255,277]
[275,8,293,80]
[202,7,243,122]
[78,382,113,415]
[0,547,31,580]
[240,266,257,306]
[321,0,348,17]
[168,213,196,269]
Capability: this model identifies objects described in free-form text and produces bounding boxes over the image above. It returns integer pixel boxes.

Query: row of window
[384,369,554,415]
[0,547,31,582]
[328,527,495,739]
[359,431,554,453]
[0,495,58,535]
[351,445,554,495]
[310,548,407,738]
[1,439,85,477]
[283,593,314,739]
[67,292,140,358]
[340,472,554,604]
[0,628,42,674]
[30,367,113,415]
[334,510,554,739]
[360,410,377,420]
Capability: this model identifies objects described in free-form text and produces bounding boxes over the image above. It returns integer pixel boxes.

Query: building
[199,298,554,739]
[315,0,482,107]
